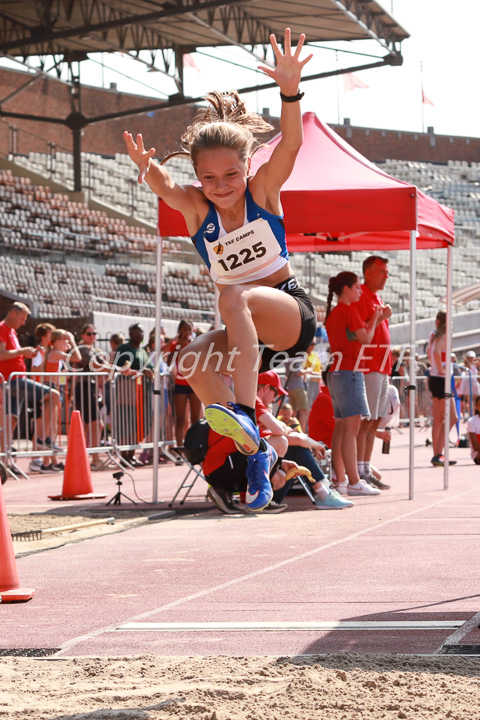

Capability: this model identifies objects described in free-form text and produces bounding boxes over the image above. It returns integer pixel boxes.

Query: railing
[302,374,435,430]
[391,375,432,426]
[2,369,175,478]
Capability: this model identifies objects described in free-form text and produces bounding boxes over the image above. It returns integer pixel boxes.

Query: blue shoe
[313,489,354,510]
[246,445,276,511]
[205,402,260,455]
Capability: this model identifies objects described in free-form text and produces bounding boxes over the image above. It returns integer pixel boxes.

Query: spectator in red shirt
[0,303,60,461]
[203,370,348,513]
[308,379,335,448]
[353,256,393,490]
[203,372,290,513]
[325,271,382,497]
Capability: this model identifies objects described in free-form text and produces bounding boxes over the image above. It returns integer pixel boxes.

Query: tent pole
[443,243,454,490]
[214,287,221,330]
[408,229,417,500]
[152,232,164,503]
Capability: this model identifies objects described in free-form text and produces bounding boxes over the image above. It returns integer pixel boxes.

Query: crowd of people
[1,290,478,508]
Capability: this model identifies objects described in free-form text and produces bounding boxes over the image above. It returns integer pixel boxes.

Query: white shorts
[364,372,389,420]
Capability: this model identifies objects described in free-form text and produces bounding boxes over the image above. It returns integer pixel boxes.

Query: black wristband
[280,90,304,103]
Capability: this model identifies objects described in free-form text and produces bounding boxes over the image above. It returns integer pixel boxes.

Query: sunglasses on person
[85,331,97,336]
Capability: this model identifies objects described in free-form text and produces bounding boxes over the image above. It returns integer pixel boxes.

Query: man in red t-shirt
[0,303,60,461]
[353,256,393,490]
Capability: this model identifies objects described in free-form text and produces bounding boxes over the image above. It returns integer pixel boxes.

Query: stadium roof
[0,1,408,60]
[0,1,409,191]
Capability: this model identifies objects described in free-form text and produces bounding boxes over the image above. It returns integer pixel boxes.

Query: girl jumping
[124,29,316,511]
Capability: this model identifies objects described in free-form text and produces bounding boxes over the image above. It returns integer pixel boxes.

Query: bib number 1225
[217,241,266,273]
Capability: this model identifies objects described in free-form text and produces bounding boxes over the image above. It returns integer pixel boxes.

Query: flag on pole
[183,54,200,71]
[422,85,434,106]
[343,73,369,91]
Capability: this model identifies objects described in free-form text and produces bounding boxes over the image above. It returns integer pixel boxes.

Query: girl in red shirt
[325,271,382,497]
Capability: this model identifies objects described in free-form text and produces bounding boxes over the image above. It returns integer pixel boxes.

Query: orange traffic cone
[49,410,106,501]
[0,478,35,602]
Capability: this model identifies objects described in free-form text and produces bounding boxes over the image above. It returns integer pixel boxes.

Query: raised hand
[123,131,156,184]
[258,28,312,95]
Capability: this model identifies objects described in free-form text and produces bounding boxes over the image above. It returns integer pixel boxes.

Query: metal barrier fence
[110,372,174,457]
[2,370,175,477]
[5,367,471,478]
[301,375,434,429]
[391,375,432,426]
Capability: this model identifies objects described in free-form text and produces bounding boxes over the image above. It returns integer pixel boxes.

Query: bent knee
[46,389,61,403]
[218,285,249,316]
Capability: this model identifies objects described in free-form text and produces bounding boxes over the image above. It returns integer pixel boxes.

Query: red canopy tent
[155,112,456,499]
[158,111,455,250]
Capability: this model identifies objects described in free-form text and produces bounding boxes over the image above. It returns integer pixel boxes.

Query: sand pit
[2,653,480,719]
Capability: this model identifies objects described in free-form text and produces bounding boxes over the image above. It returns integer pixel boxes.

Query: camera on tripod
[106,469,136,505]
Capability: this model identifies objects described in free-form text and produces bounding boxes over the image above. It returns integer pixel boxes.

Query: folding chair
[166,446,207,507]
[289,448,332,505]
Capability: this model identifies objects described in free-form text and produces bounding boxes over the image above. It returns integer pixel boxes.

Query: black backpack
[183,418,210,465]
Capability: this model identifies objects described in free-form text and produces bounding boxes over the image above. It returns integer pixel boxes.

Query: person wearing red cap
[256,371,353,510]
[203,371,290,513]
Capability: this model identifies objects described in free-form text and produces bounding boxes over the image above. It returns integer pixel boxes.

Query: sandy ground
[2,653,480,719]
[8,509,176,554]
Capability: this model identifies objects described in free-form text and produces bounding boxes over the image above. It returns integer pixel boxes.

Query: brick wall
[332,120,480,164]
[1,66,480,164]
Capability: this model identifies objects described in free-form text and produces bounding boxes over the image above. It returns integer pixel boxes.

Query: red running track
[2,424,479,658]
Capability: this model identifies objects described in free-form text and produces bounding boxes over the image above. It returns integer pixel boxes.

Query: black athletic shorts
[205,450,282,492]
[428,375,446,400]
[258,276,317,373]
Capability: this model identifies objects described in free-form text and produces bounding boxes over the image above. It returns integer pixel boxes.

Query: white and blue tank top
[191,182,289,285]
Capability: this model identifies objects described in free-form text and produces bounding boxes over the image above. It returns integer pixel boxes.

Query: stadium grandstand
[2,150,480,332]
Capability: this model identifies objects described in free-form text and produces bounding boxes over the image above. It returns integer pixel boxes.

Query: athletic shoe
[51,461,65,471]
[363,474,391,490]
[334,480,349,496]
[245,445,276,511]
[28,459,42,473]
[431,455,457,467]
[207,486,240,515]
[347,479,381,496]
[261,500,288,514]
[205,402,260,455]
[37,463,56,474]
[139,450,152,465]
[37,438,63,452]
[313,490,354,509]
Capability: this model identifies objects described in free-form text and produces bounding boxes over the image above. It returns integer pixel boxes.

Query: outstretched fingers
[123,131,155,184]
[293,32,313,67]
[259,28,312,79]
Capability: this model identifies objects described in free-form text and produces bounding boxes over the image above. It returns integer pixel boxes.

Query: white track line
[58,486,477,655]
[117,620,463,632]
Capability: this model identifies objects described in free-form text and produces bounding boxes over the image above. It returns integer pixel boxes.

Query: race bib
[205,217,285,284]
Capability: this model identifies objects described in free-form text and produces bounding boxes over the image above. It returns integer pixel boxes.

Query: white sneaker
[334,480,349,496]
[347,479,381,496]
